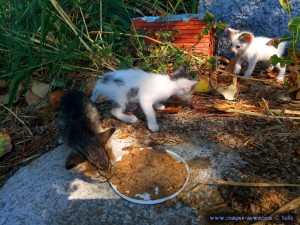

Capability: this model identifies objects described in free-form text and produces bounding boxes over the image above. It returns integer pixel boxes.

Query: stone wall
[197,0,300,57]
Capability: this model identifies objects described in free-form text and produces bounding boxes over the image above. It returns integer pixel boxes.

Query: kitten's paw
[127,115,138,123]
[148,123,159,132]
[233,66,241,75]
[276,75,285,82]
[266,65,274,72]
[112,109,138,124]
[233,69,239,75]
[120,115,137,124]
[154,103,165,110]
[243,71,252,78]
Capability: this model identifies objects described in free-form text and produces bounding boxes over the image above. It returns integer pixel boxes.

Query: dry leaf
[0,80,8,89]
[31,82,50,98]
[157,107,181,114]
[0,132,12,158]
[267,73,278,79]
[0,93,21,104]
[0,93,10,104]
[195,78,211,93]
[250,203,259,215]
[269,193,284,206]
[0,82,23,104]
[216,78,238,100]
[216,56,230,64]
[117,133,130,139]
[213,103,234,111]
[25,90,41,106]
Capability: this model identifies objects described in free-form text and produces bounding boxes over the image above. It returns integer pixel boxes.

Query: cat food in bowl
[109,147,189,204]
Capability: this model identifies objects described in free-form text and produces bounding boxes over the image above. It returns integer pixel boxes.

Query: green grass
[0,0,198,107]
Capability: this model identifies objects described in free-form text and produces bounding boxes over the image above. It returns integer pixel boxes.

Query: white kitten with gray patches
[90,68,197,132]
[228,28,287,81]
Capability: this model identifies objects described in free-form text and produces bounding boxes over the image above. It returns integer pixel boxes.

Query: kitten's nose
[231,48,236,54]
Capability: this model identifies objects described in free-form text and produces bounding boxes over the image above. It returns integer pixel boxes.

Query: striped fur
[56,90,115,179]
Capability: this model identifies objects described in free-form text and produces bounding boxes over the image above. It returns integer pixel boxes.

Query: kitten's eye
[236,45,241,49]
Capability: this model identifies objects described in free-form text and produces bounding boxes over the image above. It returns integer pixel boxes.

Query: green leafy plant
[270,0,300,96]
[0,0,180,108]
[130,12,227,75]
[200,12,227,70]
[0,1,225,109]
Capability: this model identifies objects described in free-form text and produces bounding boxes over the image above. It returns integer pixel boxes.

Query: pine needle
[190,180,300,193]
[0,103,33,136]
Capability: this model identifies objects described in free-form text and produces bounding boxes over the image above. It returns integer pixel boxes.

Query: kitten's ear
[178,79,198,91]
[65,153,85,170]
[227,28,239,38]
[191,80,198,90]
[99,128,116,146]
[171,66,188,79]
[238,32,253,43]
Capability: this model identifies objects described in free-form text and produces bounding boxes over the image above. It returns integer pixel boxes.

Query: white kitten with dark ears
[228,28,287,81]
[90,69,197,132]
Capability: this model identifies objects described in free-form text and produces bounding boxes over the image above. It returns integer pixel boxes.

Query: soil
[1,66,300,224]
[110,147,188,201]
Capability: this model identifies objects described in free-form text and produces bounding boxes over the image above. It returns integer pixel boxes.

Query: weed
[0,1,223,107]
[270,0,300,97]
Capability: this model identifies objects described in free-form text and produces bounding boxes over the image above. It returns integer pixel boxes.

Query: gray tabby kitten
[57,90,115,179]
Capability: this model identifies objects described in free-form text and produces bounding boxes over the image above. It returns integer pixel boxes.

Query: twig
[0,103,33,136]
[225,108,300,120]
[269,108,300,115]
[243,125,282,146]
[251,196,300,225]
[262,98,282,124]
[218,69,274,83]
[214,102,300,120]
[190,180,300,193]
[190,181,210,193]
[79,7,90,39]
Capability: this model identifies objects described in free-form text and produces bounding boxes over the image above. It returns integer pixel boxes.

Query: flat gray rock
[0,136,205,225]
[1,129,242,225]
[0,144,200,225]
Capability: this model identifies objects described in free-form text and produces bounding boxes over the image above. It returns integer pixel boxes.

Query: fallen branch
[251,196,300,225]
[190,181,210,193]
[190,180,300,193]
[269,108,300,116]
[218,69,274,83]
[225,108,300,120]
[214,103,300,120]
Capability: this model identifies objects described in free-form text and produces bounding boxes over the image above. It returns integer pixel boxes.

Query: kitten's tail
[277,41,289,56]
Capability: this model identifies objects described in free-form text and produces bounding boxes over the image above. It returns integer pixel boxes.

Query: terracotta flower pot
[132,14,215,56]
